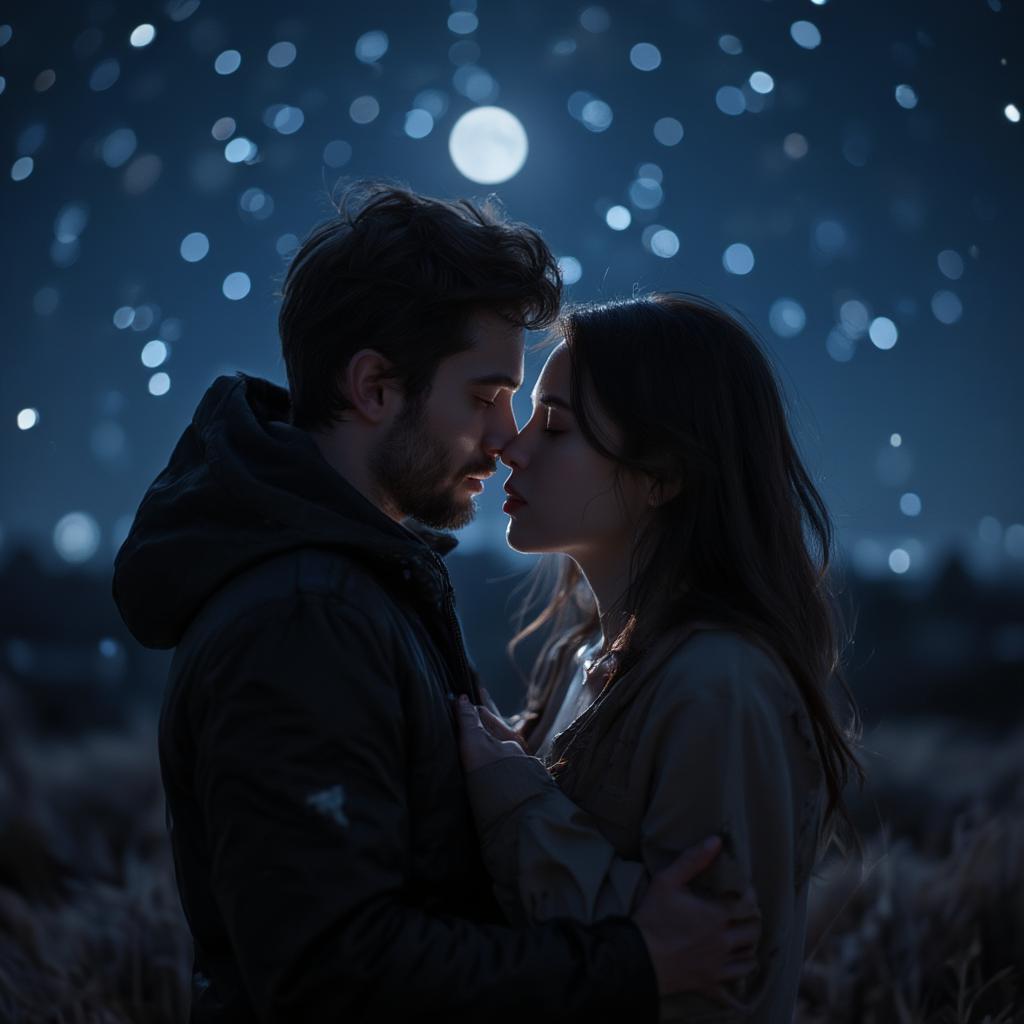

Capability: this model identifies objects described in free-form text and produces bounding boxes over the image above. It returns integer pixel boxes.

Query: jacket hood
[112,373,457,649]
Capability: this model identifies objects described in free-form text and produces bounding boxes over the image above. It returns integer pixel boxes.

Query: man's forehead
[458,314,525,384]
[463,310,524,346]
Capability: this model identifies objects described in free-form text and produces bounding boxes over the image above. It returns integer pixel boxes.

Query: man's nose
[482,404,519,461]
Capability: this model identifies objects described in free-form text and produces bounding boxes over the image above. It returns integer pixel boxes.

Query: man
[113,183,759,1022]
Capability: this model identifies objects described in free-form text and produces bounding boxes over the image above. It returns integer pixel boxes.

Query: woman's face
[500,343,648,557]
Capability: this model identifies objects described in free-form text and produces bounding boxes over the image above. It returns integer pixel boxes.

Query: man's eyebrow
[469,373,522,390]
[537,393,572,411]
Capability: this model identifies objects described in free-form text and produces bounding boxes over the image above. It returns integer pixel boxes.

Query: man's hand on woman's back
[633,836,762,1004]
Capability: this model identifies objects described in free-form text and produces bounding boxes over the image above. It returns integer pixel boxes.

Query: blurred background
[0,0,1021,1020]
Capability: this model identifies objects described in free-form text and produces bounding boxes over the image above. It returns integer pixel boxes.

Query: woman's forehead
[532,341,570,398]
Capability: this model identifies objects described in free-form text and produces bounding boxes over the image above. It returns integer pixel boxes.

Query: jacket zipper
[430,551,481,705]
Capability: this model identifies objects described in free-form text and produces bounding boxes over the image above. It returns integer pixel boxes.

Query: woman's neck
[573,549,633,655]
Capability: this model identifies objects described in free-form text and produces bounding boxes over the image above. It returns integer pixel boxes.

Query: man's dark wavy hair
[278,181,562,431]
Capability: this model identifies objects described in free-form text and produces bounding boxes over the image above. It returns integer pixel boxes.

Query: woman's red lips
[503,481,527,515]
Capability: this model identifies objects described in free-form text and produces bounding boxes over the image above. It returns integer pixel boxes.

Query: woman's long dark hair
[511,293,864,856]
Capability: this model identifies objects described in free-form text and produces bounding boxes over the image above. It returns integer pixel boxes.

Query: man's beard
[370,398,493,530]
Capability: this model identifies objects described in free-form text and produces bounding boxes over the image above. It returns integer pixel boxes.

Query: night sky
[2,0,1022,583]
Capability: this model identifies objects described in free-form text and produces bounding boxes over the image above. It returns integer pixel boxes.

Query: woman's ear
[648,475,682,509]
[344,349,402,424]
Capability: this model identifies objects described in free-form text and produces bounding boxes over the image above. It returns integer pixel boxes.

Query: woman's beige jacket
[464,625,826,1022]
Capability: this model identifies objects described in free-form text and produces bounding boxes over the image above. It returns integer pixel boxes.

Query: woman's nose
[500,431,527,470]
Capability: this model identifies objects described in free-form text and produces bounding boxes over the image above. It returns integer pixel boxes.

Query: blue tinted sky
[2,0,1022,580]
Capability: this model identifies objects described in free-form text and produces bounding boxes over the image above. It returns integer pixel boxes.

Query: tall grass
[0,674,1020,1022]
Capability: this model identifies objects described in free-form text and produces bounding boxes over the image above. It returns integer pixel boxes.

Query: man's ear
[344,349,402,424]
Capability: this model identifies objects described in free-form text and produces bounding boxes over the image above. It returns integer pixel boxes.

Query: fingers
[455,695,489,758]
[456,696,526,770]
[479,685,502,717]
[730,884,761,922]
[478,706,527,748]
[659,836,722,886]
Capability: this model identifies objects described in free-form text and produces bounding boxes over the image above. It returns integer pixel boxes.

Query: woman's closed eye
[543,412,568,435]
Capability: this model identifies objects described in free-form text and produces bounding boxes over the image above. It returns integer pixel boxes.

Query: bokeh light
[224,138,256,163]
[355,31,389,63]
[404,110,434,139]
[895,84,919,109]
[557,256,582,285]
[17,408,40,431]
[267,41,297,68]
[769,298,807,338]
[211,118,236,141]
[448,12,479,35]
[350,96,381,125]
[180,232,210,262]
[716,86,746,116]
[323,140,353,167]
[932,290,963,324]
[605,205,631,230]
[214,50,242,75]
[148,372,171,397]
[581,99,613,133]
[900,492,923,517]
[723,243,755,275]
[629,177,662,210]
[141,340,168,368]
[653,117,684,146]
[888,547,911,574]
[11,157,34,182]
[790,21,822,49]
[222,272,251,301]
[101,128,137,168]
[130,24,156,48]
[89,59,120,92]
[629,43,661,72]
[783,132,809,159]
[869,316,898,350]
[648,228,679,258]
[937,249,964,280]
[53,512,101,564]
[580,6,611,32]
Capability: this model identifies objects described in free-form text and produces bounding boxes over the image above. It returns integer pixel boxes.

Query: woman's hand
[456,695,528,772]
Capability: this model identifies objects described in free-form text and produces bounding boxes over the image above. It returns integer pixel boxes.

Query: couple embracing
[113,182,861,1022]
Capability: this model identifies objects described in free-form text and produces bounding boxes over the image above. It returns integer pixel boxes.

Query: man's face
[370,308,524,529]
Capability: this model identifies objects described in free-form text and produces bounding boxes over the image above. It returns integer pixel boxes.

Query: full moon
[448,106,529,185]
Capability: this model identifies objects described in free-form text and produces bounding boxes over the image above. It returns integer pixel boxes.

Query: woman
[456,293,863,1021]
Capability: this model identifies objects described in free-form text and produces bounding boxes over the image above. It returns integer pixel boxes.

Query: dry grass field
[0,673,1020,1023]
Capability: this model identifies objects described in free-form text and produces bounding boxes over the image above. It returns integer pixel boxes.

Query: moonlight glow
[448,106,528,184]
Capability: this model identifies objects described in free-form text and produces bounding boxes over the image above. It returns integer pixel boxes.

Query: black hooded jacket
[112,373,657,1023]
